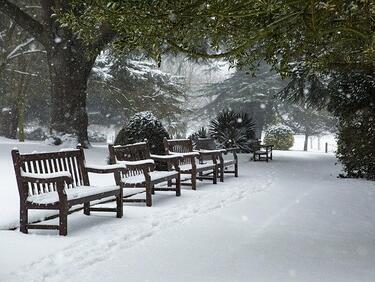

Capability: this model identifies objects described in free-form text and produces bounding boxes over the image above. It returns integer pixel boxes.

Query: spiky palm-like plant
[209,110,255,152]
[188,127,208,146]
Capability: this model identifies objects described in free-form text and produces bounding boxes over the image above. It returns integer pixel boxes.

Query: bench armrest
[117,159,155,170]
[85,163,127,174]
[150,154,183,161]
[197,149,224,156]
[225,147,238,153]
[170,151,200,158]
[20,171,73,184]
[150,154,182,170]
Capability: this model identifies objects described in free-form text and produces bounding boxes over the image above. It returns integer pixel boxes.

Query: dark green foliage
[328,71,375,179]
[209,110,255,152]
[61,1,374,75]
[264,125,294,150]
[114,111,169,155]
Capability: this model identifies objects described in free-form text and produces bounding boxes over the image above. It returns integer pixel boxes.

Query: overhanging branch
[0,0,47,45]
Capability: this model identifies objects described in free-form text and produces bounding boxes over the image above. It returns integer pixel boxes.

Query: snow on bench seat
[179,162,216,172]
[117,159,154,166]
[27,185,120,205]
[123,171,178,184]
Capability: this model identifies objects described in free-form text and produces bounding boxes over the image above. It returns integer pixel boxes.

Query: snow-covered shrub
[264,124,294,150]
[114,111,169,155]
[209,110,255,152]
[328,71,375,179]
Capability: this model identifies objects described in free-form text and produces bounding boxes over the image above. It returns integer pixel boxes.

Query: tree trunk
[303,131,309,151]
[47,46,95,147]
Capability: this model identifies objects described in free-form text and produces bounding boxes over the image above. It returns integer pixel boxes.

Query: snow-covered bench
[195,138,238,181]
[163,138,218,190]
[252,141,273,162]
[11,146,125,236]
[108,142,182,207]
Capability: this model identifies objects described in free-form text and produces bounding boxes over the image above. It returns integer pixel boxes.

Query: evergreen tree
[277,66,336,151]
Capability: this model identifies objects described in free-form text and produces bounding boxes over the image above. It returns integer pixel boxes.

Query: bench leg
[59,204,68,236]
[176,174,181,197]
[146,184,152,207]
[116,189,123,218]
[191,172,197,190]
[213,168,217,184]
[220,163,224,182]
[151,184,155,195]
[20,206,28,234]
[83,202,90,215]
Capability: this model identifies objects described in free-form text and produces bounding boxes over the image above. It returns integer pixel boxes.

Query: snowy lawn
[1,138,375,281]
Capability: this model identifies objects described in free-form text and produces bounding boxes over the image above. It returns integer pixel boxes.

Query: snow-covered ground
[1,138,374,282]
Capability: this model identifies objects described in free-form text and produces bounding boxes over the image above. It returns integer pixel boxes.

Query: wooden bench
[196,138,238,182]
[163,138,218,190]
[108,142,182,207]
[252,141,273,162]
[11,146,125,236]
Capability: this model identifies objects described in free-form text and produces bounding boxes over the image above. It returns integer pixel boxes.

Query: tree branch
[0,0,47,45]
[89,23,115,53]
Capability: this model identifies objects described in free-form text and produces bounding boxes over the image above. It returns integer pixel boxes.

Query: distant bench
[252,142,273,162]
[12,146,125,236]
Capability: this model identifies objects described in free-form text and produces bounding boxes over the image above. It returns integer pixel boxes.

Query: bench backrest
[163,138,193,154]
[11,147,88,199]
[195,138,217,150]
[163,138,194,165]
[108,142,153,177]
[195,138,217,161]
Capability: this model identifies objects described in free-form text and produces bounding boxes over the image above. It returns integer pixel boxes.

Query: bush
[209,110,255,152]
[328,71,375,179]
[114,111,169,155]
[264,124,294,150]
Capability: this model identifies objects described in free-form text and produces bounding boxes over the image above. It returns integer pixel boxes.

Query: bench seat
[179,162,216,172]
[27,185,119,205]
[123,171,179,185]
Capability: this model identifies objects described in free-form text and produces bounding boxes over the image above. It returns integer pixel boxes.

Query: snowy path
[1,145,375,281]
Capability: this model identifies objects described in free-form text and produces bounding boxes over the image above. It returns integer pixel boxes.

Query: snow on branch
[8,49,46,60]
[6,37,35,60]
[5,68,38,77]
